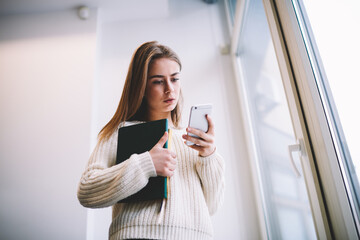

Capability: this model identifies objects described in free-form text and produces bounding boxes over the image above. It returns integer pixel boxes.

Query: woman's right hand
[149,131,177,177]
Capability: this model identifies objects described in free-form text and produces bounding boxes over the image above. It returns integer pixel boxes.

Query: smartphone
[186,104,213,146]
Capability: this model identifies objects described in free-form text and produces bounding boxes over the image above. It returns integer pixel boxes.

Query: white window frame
[226,0,359,238]
[224,0,268,239]
[268,0,359,238]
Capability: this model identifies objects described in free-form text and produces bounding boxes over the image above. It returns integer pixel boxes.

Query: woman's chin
[164,105,176,113]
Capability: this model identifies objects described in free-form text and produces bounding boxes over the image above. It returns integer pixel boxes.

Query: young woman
[77,41,225,240]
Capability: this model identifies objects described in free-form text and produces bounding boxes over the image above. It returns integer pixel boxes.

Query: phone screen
[186,104,212,146]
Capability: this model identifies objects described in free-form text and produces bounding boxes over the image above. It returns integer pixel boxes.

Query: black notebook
[116,119,168,203]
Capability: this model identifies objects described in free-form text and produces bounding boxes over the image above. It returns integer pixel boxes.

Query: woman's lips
[164,98,175,103]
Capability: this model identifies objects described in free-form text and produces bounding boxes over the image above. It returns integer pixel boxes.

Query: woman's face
[145,57,181,120]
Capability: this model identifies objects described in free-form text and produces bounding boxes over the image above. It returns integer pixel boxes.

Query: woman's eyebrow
[148,72,180,79]
[148,74,164,79]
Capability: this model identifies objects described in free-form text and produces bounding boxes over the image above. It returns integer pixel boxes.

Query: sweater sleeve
[195,151,225,215]
[77,131,157,208]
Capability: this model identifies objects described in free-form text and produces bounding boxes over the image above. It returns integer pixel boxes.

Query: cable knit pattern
[77,124,225,240]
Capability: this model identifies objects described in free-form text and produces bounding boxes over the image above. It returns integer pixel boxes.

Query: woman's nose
[165,80,174,93]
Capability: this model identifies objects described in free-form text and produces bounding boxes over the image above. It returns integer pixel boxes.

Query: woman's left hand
[182,115,216,157]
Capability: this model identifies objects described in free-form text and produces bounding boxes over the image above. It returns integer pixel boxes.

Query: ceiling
[0,0,100,16]
[0,0,169,19]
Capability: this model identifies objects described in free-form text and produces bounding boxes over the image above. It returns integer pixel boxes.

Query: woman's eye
[172,78,179,82]
[153,80,164,84]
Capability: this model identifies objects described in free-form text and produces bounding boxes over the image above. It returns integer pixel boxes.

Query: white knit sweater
[77,124,225,240]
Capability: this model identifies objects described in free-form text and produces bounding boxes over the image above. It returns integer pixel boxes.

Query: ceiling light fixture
[77,6,90,20]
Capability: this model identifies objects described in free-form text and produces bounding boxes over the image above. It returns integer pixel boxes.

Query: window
[227,0,360,238]
[231,0,317,238]
[226,0,238,25]
[294,0,360,229]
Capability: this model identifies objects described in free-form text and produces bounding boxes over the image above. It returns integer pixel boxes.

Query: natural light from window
[301,0,360,180]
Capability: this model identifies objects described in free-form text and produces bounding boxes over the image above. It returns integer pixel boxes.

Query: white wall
[0,9,97,240]
[89,0,259,239]
[0,1,261,239]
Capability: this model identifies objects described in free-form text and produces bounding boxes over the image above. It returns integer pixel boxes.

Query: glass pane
[227,0,238,25]
[237,0,317,239]
[295,0,360,227]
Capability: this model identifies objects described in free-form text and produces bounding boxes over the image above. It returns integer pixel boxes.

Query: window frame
[226,0,359,238]
[268,0,359,238]
[224,0,269,239]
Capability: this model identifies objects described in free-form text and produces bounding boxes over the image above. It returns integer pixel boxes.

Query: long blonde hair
[98,41,183,142]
